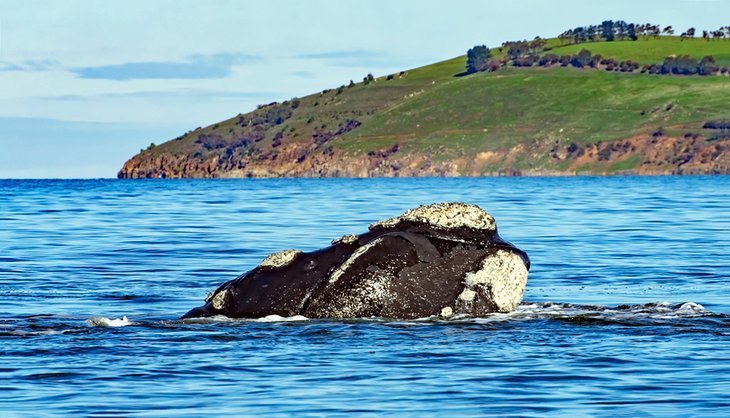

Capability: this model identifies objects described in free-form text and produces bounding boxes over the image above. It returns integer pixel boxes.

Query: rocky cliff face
[118,133,729,178]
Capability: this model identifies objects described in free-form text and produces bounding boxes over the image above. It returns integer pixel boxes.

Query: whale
[182,202,530,320]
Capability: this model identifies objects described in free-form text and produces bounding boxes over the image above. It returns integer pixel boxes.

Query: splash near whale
[182,203,530,319]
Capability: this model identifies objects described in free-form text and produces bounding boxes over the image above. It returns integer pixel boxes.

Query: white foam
[86,316,134,327]
[463,301,712,324]
[254,315,309,322]
[677,302,705,313]
[180,314,310,324]
[178,302,713,326]
[8,329,71,336]
[349,302,714,326]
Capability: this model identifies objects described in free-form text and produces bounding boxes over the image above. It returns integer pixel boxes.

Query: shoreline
[116,169,730,179]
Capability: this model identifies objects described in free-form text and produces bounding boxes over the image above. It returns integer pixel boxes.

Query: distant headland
[119,21,730,178]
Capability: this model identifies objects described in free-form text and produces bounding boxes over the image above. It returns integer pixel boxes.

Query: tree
[649,24,661,38]
[615,20,628,40]
[558,29,574,44]
[601,20,615,41]
[466,45,492,73]
[627,23,638,41]
[573,27,587,43]
[529,36,546,53]
[586,26,597,42]
[504,41,530,60]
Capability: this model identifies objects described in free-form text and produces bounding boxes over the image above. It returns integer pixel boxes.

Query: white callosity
[369,202,496,231]
[331,234,358,245]
[211,289,228,310]
[458,250,528,313]
[457,289,476,302]
[259,249,302,268]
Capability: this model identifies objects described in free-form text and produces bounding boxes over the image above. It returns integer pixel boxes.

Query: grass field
[548,37,730,66]
[341,66,730,155]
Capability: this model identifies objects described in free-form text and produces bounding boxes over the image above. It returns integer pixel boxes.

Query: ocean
[1,177,728,416]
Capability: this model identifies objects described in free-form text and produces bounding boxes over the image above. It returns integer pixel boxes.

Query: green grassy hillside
[119,36,730,178]
[343,65,730,154]
[549,37,730,65]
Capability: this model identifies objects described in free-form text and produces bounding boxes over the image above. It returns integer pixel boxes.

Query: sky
[1,0,728,178]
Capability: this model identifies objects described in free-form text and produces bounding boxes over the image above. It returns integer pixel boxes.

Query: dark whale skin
[182,203,530,320]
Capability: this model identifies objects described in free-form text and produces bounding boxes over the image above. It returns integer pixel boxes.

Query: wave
[440,301,727,326]
[174,301,726,327]
[85,316,134,327]
[2,302,724,336]
[179,314,310,324]
[3,329,73,336]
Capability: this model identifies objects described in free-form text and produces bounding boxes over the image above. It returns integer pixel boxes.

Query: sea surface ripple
[1,177,728,416]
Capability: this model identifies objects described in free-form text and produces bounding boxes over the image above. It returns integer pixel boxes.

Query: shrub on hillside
[708,130,730,141]
[503,41,530,60]
[272,131,283,148]
[570,49,593,68]
[703,120,730,129]
[512,55,539,67]
[466,45,493,73]
[619,60,640,72]
[538,53,559,66]
[660,55,719,76]
[699,55,719,75]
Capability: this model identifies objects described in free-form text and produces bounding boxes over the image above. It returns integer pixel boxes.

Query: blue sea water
[1,177,728,417]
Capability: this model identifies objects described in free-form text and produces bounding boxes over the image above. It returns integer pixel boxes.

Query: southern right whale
[182,202,530,320]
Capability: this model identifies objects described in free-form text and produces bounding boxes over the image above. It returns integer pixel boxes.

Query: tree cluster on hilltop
[466,22,730,76]
[558,20,640,44]
[696,26,730,40]
[559,22,730,44]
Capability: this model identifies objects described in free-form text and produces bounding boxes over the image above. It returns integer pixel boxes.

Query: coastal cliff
[119,133,729,178]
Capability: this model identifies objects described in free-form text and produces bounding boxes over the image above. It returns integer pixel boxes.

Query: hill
[118,35,730,178]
